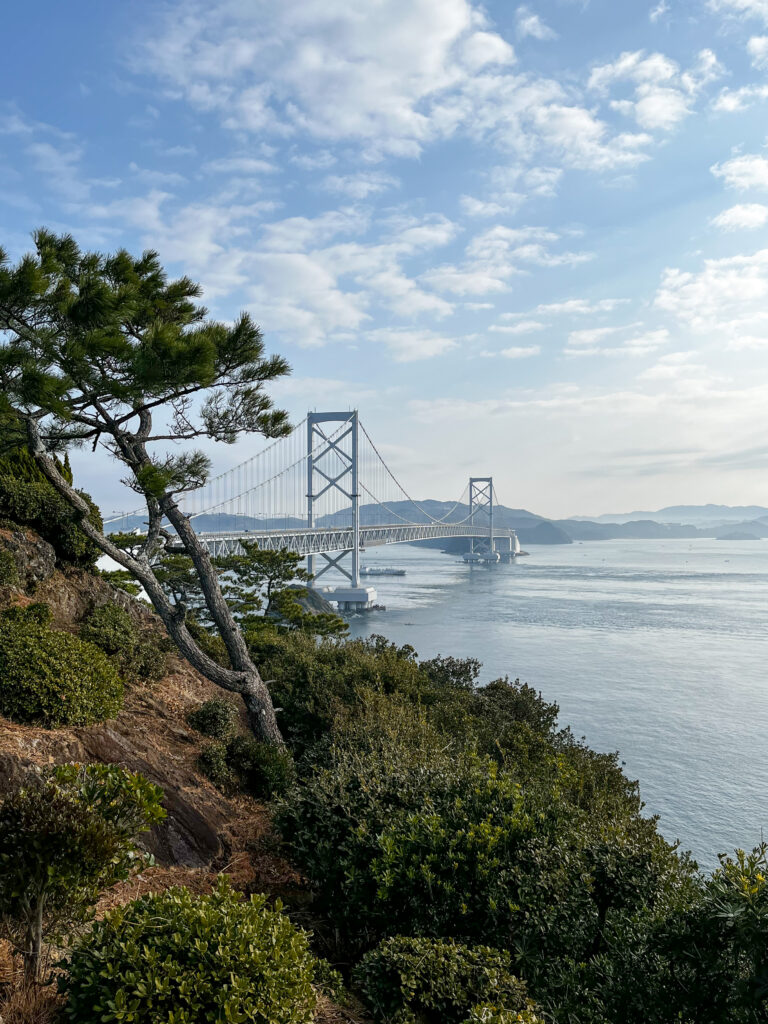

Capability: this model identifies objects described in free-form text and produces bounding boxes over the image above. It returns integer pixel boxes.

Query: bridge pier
[318,584,378,612]
[494,535,517,563]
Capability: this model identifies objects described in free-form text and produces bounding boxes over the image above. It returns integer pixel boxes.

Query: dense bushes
[354,937,532,1024]
[199,735,296,799]
[0,764,164,980]
[0,610,123,726]
[0,475,102,569]
[276,689,696,1019]
[256,632,427,752]
[79,603,169,683]
[62,879,317,1024]
[187,697,239,740]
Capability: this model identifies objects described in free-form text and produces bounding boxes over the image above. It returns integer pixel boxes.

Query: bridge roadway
[194,522,518,558]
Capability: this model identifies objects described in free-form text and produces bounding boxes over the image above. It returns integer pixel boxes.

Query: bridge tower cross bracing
[306,411,361,588]
[469,477,494,557]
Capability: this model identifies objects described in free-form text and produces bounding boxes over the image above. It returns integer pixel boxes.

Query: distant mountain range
[569,504,768,528]
[105,502,768,546]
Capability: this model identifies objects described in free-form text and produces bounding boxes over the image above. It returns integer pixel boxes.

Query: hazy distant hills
[569,504,768,528]
[105,502,768,546]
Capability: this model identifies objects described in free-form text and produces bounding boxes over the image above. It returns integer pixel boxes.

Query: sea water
[346,539,768,870]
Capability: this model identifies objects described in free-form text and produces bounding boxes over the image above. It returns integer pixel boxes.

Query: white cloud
[460,165,563,217]
[138,0,517,159]
[500,344,541,358]
[712,84,768,112]
[516,6,557,40]
[639,352,701,380]
[368,327,458,361]
[523,297,627,316]
[748,35,768,66]
[589,49,723,131]
[25,139,89,202]
[650,1,670,22]
[711,203,768,230]
[204,156,277,174]
[290,150,337,170]
[136,0,657,173]
[568,326,622,347]
[260,209,368,252]
[709,0,768,25]
[489,320,546,334]
[565,328,669,357]
[322,171,399,198]
[129,162,187,186]
[711,153,768,190]
[422,224,592,296]
[655,249,768,340]
[460,195,516,217]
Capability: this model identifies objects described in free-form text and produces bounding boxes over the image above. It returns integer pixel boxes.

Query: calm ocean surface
[346,539,768,871]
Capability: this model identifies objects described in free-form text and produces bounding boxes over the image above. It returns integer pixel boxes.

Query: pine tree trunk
[242,674,284,744]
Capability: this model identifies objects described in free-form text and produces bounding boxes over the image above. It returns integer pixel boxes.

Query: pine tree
[0,231,292,744]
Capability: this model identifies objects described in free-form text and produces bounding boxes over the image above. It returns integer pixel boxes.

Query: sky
[4,0,768,518]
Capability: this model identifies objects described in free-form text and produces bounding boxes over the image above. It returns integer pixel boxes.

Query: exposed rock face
[0,666,239,867]
[0,526,56,589]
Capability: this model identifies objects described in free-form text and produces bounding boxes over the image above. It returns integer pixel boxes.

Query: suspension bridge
[108,411,519,610]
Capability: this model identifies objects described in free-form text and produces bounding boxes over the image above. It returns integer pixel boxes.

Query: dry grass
[0,980,64,1024]
[314,993,372,1024]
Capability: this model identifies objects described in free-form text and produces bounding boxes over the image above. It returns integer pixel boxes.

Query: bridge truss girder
[194,522,518,559]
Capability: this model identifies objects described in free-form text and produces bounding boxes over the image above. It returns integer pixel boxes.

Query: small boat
[360,566,406,576]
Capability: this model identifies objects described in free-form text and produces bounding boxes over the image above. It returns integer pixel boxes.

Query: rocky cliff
[0,525,273,875]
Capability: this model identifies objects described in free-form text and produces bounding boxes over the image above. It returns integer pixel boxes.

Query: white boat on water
[360,566,407,576]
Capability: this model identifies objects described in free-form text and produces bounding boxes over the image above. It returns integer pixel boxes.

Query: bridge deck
[194,522,517,557]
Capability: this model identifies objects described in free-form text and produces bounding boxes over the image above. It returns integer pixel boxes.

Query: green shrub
[0,764,164,980]
[197,734,295,799]
[276,730,692,1006]
[197,742,237,791]
[187,697,239,740]
[0,618,123,726]
[353,936,530,1024]
[313,958,348,1004]
[98,568,141,596]
[226,735,296,799]
[0,602,51,626]
[0,548,19,585]
[0,475,102,568]
[185,615,231,667]
[80,603,136,660]
[61,878,317,1024]
[79,603,169,683]
[255,632,427,753]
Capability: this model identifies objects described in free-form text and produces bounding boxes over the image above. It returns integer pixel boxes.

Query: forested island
[0,235,765,1023]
